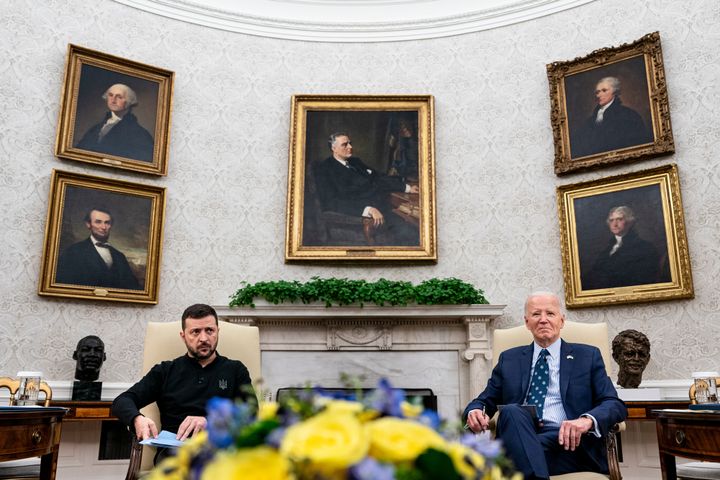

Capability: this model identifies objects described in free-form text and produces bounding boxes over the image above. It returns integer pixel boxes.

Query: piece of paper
[140,430,184,448]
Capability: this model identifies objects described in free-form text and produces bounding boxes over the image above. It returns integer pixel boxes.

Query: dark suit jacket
[583,228,665,290]
[56,238,141,290]
[571,98,653,158]
[463,340,627,473]
[76,112,154,162]
[313,156,407,216]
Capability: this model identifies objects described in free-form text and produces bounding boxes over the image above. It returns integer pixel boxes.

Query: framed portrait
[547,32,674,175]
[557,164,693,308]
[55,44,174,176]
[38,170,166,304]
[285,94,437,262]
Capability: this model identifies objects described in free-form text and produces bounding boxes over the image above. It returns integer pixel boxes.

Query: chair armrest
[125,429,143,480]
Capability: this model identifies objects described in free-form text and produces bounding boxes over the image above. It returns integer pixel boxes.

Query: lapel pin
[566,355,574,360]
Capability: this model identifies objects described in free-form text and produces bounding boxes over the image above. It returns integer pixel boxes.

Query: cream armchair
[491,321,625,480]
[124,320,261,480]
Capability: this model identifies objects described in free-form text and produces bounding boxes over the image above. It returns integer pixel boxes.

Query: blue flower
[461,432,503,461]
[205,397,255,448]
[349,458,395,480]
[368,378,405,417]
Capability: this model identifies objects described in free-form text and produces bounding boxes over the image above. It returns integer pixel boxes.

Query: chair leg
[125,433,143,480]
[362,218,376,245]
[606,427,622,480]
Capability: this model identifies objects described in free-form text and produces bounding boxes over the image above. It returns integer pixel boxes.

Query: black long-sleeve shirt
[112,353,253,434]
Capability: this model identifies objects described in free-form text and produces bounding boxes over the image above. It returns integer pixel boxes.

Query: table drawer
[658,422,720,455]
[0,422,55,455]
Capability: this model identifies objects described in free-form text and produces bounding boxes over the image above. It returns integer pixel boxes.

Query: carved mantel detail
[215,303,506,416]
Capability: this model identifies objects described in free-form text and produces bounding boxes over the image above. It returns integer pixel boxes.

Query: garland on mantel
[229,277,488,308]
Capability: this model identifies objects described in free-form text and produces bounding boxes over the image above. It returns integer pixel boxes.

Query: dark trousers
[496,404,598,480]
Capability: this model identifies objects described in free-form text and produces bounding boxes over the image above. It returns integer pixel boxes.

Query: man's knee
[497,404,535,430]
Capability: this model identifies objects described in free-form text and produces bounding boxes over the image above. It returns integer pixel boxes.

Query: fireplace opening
[276,387,437,411]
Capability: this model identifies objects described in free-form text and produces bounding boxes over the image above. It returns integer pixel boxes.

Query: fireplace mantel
[215,303,506,419]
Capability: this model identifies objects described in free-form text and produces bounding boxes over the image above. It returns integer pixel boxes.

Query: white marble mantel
[214,303,505,420]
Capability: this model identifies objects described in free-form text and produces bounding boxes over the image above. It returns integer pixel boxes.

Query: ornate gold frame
[547,32,674,175]
[55,44,174,175]
[557,164,693,308]
[38,170,166,304]
[285,95,436,262]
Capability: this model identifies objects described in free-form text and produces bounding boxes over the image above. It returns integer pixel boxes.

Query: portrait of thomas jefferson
[574,185,671,291]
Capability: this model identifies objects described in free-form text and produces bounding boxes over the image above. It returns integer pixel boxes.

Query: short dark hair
[83,207,113,224]
[76,335,104,350]
[181,303,218,329]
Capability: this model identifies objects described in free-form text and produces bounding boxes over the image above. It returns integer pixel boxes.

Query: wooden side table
[0,407,67,480]
[50,400,115,421]
[653,409,720,480]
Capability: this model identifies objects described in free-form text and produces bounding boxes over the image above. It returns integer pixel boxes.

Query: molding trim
[110,0,597,42]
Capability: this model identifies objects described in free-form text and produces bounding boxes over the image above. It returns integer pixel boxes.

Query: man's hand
[465,408,490,433]
[133,414,158,441]
[177,415,207,441]
[558,417,593,450]
[407,184,419,194]
[367,207,385,227]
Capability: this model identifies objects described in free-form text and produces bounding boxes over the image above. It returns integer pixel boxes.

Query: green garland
[229,277,488,308]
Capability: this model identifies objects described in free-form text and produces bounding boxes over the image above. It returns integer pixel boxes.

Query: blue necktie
[526,349,549,420]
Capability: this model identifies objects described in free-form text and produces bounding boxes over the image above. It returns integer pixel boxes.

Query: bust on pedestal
[72,335,106,400]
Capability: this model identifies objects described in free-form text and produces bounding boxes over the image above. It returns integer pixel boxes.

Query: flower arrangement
[147,379,520,480]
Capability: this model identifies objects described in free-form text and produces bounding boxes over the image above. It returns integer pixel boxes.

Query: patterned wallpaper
[1,0,718,384]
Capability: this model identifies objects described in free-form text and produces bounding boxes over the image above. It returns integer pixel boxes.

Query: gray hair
[607,205,636,225]
[524,291,565,316]
[328,132,349,149]
[597,76,621,96]
[102,83,138,108]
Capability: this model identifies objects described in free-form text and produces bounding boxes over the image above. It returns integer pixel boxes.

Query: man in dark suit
[313,132,419,245]
[583,205,667,290]
[463,292,626,479]
[75,83,154,162]
[571,76,653,158]
[55,207,141,290]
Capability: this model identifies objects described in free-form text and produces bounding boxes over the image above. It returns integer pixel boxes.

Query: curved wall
[0,0,718,384]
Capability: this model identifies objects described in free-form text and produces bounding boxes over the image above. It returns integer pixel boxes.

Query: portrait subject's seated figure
[463,292,627,479]
[313,132,419,246]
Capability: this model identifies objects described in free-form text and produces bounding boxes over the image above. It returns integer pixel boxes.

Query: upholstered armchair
[490,321,625,480]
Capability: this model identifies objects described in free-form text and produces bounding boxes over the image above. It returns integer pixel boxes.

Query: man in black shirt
[112,304,253,461]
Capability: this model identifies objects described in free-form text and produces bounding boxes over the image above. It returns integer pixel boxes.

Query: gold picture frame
[547,32,674,175]
[39,170,166,304]
[557,164,693,308]
[285,95,437,262]
[55,44,174,175]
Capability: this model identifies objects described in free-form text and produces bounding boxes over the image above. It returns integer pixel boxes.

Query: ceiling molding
[111,0,597,42]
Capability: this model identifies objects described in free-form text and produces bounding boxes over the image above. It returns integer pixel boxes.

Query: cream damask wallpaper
[0,0,718,384]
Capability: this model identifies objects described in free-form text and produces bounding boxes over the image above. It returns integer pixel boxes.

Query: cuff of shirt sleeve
[580,413,601,437]
[362,206,372,217]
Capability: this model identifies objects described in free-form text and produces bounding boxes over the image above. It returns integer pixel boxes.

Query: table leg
[39,447,60,480]
[659,452,676,480]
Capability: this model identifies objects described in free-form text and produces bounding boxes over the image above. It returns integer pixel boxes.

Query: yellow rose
[145,456,186,480]
[400,401,423,418]
[281,411,369,473]
[175,430,208,467]
[200,446,291,480]
[366,417,445,462]
[258,401,280,420]
[446,442,485,479]
[323,399,364,415]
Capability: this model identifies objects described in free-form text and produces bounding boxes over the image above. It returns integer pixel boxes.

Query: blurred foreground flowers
[148,378,521,480]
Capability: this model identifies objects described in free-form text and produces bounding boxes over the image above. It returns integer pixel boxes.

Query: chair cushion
[550,473,608,480]
[677,462,720,480]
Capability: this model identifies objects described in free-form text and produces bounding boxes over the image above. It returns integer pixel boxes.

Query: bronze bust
[611,329,650,388]
[73,335,106,382]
